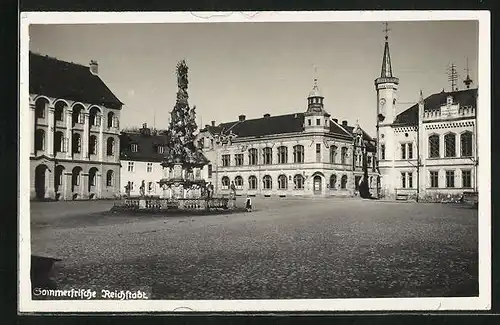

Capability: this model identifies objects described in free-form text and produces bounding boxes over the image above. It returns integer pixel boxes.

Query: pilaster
[82,112,89,160]
[98,114,104,162]
[47,106,55,157]
[66,108,73,159]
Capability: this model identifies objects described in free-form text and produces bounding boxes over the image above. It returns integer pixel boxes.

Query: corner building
[375,36,478,201]
[29,52,123,200]
[196,80,380,197]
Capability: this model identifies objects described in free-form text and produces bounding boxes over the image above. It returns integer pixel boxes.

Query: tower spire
[380,22,394,78]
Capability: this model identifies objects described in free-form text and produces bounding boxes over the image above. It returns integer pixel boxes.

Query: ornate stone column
[47,105,55,157]
[82,112,89,160]
[65,108,73,159]
[30,103,35,156]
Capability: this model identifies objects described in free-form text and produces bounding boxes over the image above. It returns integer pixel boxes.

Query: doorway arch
[35,164,48,200]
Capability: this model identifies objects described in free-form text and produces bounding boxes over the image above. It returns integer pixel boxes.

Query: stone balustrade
[116,197,231,212]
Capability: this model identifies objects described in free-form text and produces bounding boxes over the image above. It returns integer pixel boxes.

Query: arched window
[107,137,115,156]
[263,175,272,189]
[329,174,337,189]
[248,148,258,165]
[444,133,456,157]
[54,165,65,192]
[293,174,304,189]
[106,170,114,187]
[71,166,82,190]
[341,147,348,164]
[429,134,440,158]
[54,131,65,153]
[248,175,257,190]
[107,111,115,128]
[221,176,230,190]
[460,131,473,157]
[293,145,304,163]
[89,107,101,126]
[263,147,273,164]
[341,175,348,189]
[72,105,84,125]
[54,103,64,122]
[89,135,98,155]
[277,146,288,164]
[35,98,47,119]
[72,133,81,153]
[35,129,45,151]
[89,168,98,187]
[278,174,288,189]
[234,176,243,189]
[330,146,337,163]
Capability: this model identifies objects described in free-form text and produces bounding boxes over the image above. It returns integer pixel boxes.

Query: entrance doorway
[35,164,47,200]
[313,175,322,195]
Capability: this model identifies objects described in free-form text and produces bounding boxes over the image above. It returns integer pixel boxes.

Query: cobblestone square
[30,198,478,299]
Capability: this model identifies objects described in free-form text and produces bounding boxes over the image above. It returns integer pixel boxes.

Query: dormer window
[446,95,453,106]
[131,143,138,152]
[157,145,164,154]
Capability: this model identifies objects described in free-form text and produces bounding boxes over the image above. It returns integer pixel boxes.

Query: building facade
[30,52,123,200]
[375,36,478,201]
[196,80,380,197]
[119,124,168,197]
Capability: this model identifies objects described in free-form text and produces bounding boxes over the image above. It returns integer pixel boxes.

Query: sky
[29,20,478,135]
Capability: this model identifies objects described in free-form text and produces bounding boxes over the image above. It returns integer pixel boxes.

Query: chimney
[89,60,98,75]
[342,120,348,127]
[211,121,215,127]
[238,115,246,122]
[263,113,271,118]
[140,123,151,136]
[333,118,338,123]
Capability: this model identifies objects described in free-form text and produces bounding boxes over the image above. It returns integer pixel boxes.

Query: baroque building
[375,34,478,201]
[29,52,123,200]
[196,79,379,197]
[119,124,168,196]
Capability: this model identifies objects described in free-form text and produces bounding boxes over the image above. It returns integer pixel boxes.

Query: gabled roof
[29,52,123,109]
[120,131,169,162]
[393,88,478,126]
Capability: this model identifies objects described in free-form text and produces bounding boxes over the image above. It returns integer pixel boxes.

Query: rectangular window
[157,146,164,154]
[308,119,311,126]
[380,144,385,160]
[401,172,406,188]
[131,143,138,152]
[127,161,134,172]
[316,143,321,162]
[446,170,455,188]
[316,118,320,126]
[462,170,472,188]
[407,143,413,159]
[401,143,406,159]
[147,162,153,173]
[222,154,230,167]
[208,164,213,178]
[408,172,413,188]
[148,181,153,192]
[430,171,439,188]
[235,154,243,166]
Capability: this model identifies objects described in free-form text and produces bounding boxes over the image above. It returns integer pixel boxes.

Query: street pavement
[30,197,478,299]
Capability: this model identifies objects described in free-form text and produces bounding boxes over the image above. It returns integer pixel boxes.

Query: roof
[120,131,169,162]
[393,88,478,126]
[203,113,365,140]
[29,52,123,109]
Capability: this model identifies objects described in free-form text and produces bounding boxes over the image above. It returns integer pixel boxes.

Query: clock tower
[374,23,399,198]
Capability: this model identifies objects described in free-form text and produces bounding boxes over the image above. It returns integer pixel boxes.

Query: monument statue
[159,60,209,199]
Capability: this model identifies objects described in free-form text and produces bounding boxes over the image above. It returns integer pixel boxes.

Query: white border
[19,11,491,313]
